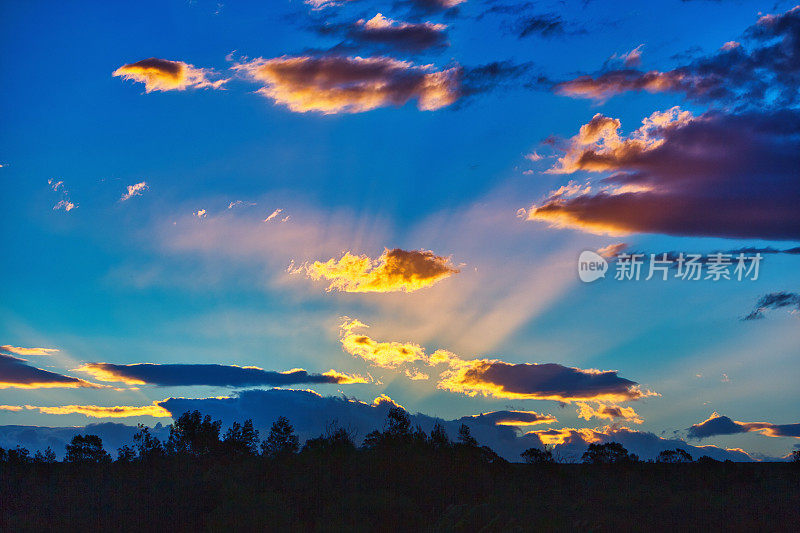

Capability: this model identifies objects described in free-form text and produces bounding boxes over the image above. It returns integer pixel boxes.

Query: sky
[0,0,798,461]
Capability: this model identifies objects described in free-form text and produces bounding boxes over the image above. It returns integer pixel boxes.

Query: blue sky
[1,0,798,460]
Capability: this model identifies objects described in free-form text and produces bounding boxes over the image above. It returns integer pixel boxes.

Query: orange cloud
[339,319,427,368]
[232,55,460,114]
[0,405,24,412]
[23,402,172,418]
[113,58,227,92]
[529,427,602,446]
[0,345,59,356]
[0,353,102,389]
[576,402,643,424]
[301,248,459,293]
[461,410,557,427]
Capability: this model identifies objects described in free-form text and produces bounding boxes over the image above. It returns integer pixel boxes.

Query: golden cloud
[0,345,59,356]
[20,402,171,418]
[113,58,227,92]
[339,319,427,368]
[301,248,459,293]
[232,55,460,114]
[576,402,643,424]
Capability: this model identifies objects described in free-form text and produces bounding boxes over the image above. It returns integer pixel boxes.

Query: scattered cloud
[299,248,459,293]
[526,107,800,240]
[194,209,207,218]
[688,413,800,439]
[232,55,460,113]
[113,58,228,92]
[19,402,172,419]
[74,362,369,387]
[348,14,448,52]
[459,410,557,426]
[0,353,101,389]
[120,181,149,202]
[264,208,283,222]
[555,6,800,108]
[340,318,427,368]
[0,346,58,356]
[576,402,643,424]
[743,292,800,320]
[48,178,77,212]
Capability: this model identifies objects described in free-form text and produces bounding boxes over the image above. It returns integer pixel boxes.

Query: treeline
[2,407,800,466]
[2,407,799,531]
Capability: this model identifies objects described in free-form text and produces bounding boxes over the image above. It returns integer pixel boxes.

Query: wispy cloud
[113,58,228,92]
[0,353,101,389]
[232,55,460,114]
[0,345,59,356]
[120,181,149,202]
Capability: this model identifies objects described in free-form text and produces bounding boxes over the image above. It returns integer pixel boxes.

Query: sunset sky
[1,0,798,461]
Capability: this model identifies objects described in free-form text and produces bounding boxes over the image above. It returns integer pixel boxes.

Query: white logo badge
[578,251,608,282]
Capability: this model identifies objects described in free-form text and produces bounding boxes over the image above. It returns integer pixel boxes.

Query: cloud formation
[434,351,656,403]
[743,292,800,320]
[113,58,227,92]
[555,6,800,108]
[0,353,100,389]
[74,362,368,387]
[340,319,427,368]
[232,55,460,113]
[349,14,448,52]
[688,413,800,439]
[576,402,643,424]
[120,181,148,202]
[526,108,800,240]
[459,410,557,427]
[0,346,58,356]
[300,248,459,293]
[18,402,171,419]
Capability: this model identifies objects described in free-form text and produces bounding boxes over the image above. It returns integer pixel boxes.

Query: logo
[578,251,608,283]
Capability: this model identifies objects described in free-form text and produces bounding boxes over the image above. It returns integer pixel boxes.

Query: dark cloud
[458,410,557,426]
[527,108,800,240]
[74,362,367,387]
[459,60,537,97]
[348,14,448,53]
[232,55,460,114]
[555,6,800,109]
[0,353,100,389]
[400,0,464,17]
[512,14,567,38]
[743,291,800,320]
[435,352,655,403]
[688,413,800,439]
[478,2,583,39]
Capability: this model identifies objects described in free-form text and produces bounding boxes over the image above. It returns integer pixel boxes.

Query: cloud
[340,319,427,368]
[555,6,800,108]
[264,208,283,222]
[120,181,149,202]
[19,402,172,419]
[743,292,800,320]
[0,346,58,356]
[194,209,207,218]
[113,58,227,93]
[348,14,448,52]
[526,107,800,240]
[433,350,656,403]
[49,178,77,211]
[615,44,644,67]
[0,353,101,389]
[232,55,460,113]
[305,0,357,9]
[511,14,566,38]
[338,320,655,403]
[596,243,627,258]
[403,0,465,15]
[576,402,643,424]
[53,200,76,211]
[74,362,368,387]
[459,410,557,427]
[299,248,459,293]
[688,413,800,440]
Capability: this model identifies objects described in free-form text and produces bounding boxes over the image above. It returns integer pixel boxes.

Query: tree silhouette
[581,442,637,464]
[65,435,111,463]
[166,410,222,457]
[303,420,356,454]
[1,445,31,464]
[134,423,165,460]
[521,446,554,464]
[116,444,137,463]
[790,450,800,463]
[33,447,57,464]
[457,424,478,447]
[223,419,260,457]
[656,448,693,463]
[262,416,299,458]
[429,422,451,449]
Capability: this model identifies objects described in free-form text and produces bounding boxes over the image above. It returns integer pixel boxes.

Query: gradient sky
[1,0,798,460]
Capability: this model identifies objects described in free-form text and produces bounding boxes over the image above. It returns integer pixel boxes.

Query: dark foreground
[2,459,798,532]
